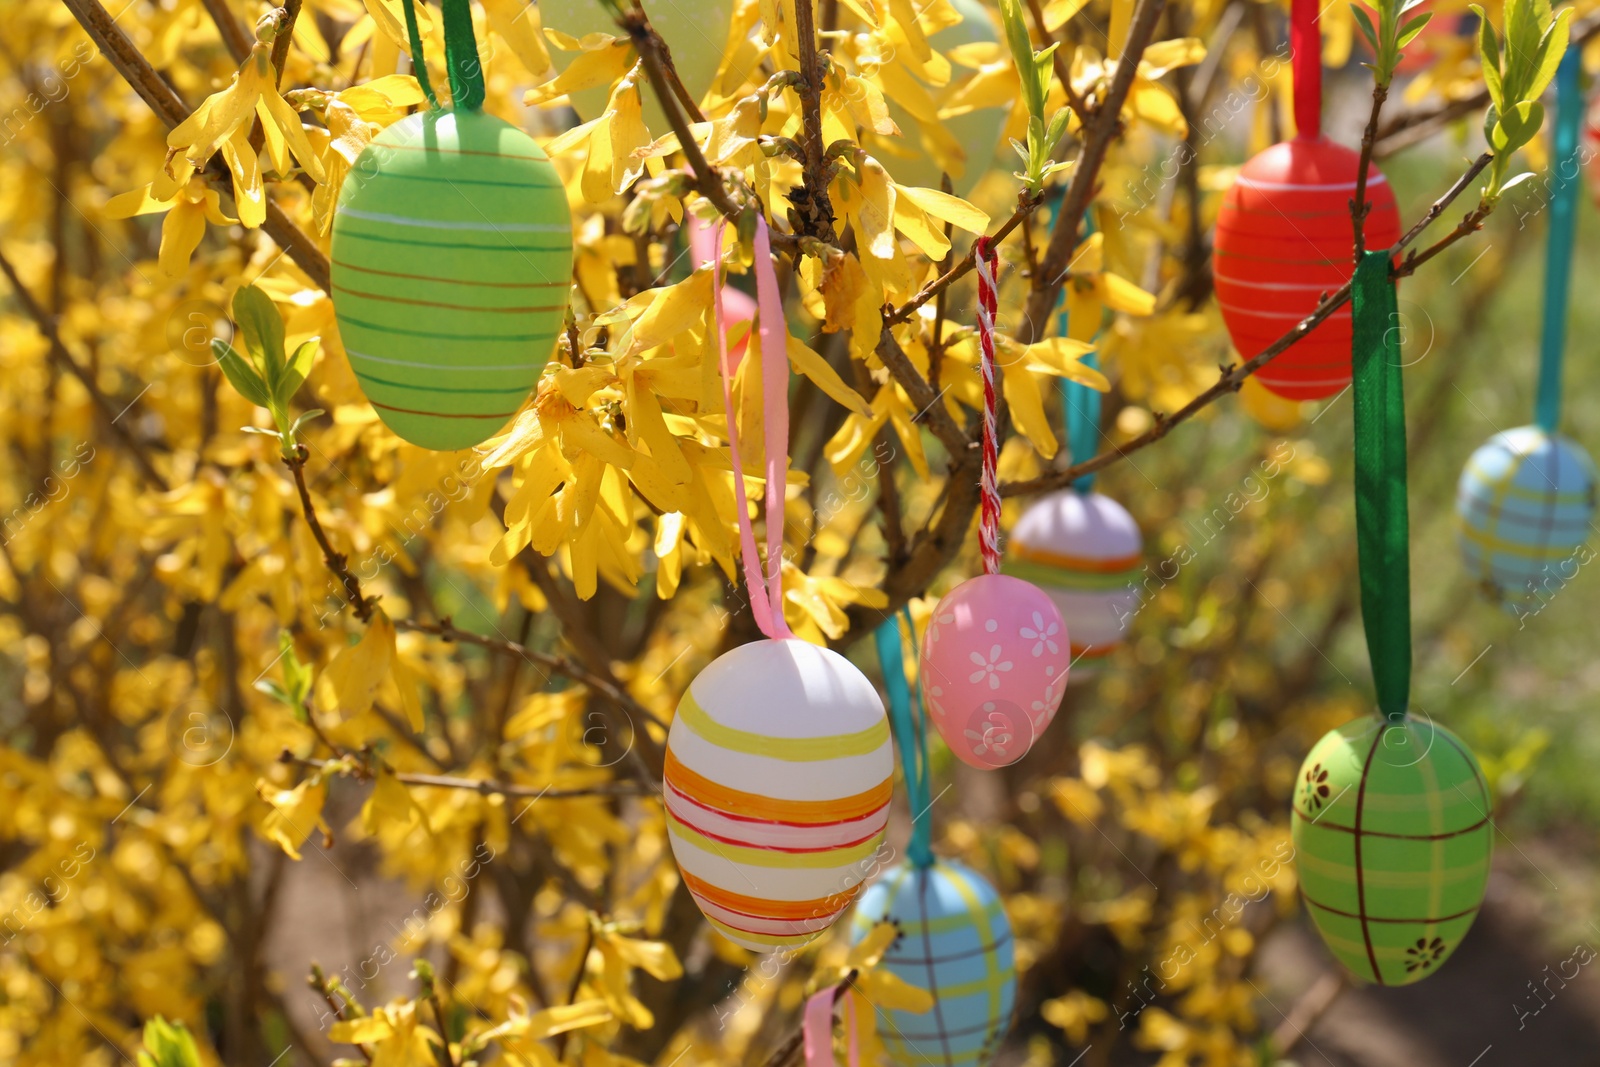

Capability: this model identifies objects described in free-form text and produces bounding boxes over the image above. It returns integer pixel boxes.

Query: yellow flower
[1042,989,1109,1044]
[103,175,236,277]
[166,13,325,184]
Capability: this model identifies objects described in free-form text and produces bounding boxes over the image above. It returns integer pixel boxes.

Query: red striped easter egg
[1213,137,1401,400]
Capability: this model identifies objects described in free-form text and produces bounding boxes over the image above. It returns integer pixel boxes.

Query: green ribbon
[399,0,439,110]
[1350,251,1411,723]
[1536,47,1582,433]
[874,609,933,869]
[441,0,486,112]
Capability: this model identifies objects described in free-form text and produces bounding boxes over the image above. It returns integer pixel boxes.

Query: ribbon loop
[399,0,439,110]
[714,217,794,641]
[1291,0,1322,139]
[874,610,933,869]
[440,0,485,111]
[1536,47,1582,433]
[1350,251,1410,722]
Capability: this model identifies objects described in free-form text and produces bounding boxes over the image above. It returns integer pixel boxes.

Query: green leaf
[1396,11,1432,48]
[1525,11,1571,101]
[213,339,272,409]
[1499,170,1538,193]
[232,284,286,391]
[1351,5,1380,51]
[278,630,313,710]
[137,1017,202,1067]
[280,338,320,404]
[1474,8,1503,110]
[1494,99,1544,154]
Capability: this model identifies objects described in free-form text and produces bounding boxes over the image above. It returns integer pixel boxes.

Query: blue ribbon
[874,609,933,869]
[1054,208,1102,495]
[1536,47,1582,433]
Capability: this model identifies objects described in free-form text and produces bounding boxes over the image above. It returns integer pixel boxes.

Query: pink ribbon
[802,987,859,1067]
[713,216,793,641]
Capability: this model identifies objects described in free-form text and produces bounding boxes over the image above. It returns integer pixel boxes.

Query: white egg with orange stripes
[663,638,894,951]
[1004,490,1142,661]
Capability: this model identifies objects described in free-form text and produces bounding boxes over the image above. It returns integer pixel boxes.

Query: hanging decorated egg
[542,0,733,131]
[1212,137,1401,400]
[850,859,1016,1067]
[1292,716,1492,986]
[1005,490,1142,662]
[663,638,893,951]
[920,575,1069,769]
[1456,425,1599,611]
[331,109,572,451]
[880,0,1005,195]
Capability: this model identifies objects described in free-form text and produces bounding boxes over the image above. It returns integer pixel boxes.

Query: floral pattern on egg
[919,574,1071,769]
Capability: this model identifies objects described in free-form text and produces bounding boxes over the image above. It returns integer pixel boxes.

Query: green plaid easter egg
[1291,716,1493,985]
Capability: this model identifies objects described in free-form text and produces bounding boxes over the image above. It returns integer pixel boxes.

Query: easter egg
[879,0,1005,196]
[920,575,1069,769]
[331,109,572,451]
[1455,425,1599,612]
[542,0,732,131]
[663,638,893,951]
[1212,136,1401,400]
[850,859,1016,1067]
[1005,490,1142,661]
[1291,716,1492,986]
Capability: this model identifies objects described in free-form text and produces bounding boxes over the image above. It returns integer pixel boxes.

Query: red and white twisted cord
[974,237,1001,576]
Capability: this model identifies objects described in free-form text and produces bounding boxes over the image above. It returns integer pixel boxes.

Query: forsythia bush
[0,0,1577,1063]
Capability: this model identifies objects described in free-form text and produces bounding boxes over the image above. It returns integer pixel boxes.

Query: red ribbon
[973,237,1002,576]
[713,217,794,641]
[1291,0,1322,139]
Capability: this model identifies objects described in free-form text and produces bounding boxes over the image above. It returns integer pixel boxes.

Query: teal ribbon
[1052,206,1101,494]
[399,0,439,110]
[875,609,933,869]
[1062,352,1101,496]
[1350,251,1411,723]
[441,0,486,111]
[1536,47,1582,433]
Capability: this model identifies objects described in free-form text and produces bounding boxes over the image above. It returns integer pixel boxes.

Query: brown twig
[1271,972,1347,1056]
[620,8,789,250]
[269,0,302,85]
[1350,81,1389,262]
[1021,0,1170,345]
[1003,151,1495,496]
[279,753,657,799]
[284,443,376,621]
[60,0,332,291]
[788,0,838,243]
[310,965,374,1064]
[0,246,170,491]
[886,189,1045,327]
[198,0,254,62]
[393,616,660,731]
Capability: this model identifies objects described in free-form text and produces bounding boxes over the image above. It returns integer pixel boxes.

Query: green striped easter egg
[1291,716,1492,986]
[331,108,572,451]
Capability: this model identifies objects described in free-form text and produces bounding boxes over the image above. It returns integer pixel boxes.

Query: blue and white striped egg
[850,860,1016,1067]
[1456,426,1597,611]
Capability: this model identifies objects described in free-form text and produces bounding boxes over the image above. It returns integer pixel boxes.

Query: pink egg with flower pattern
[919,574,1070,768]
